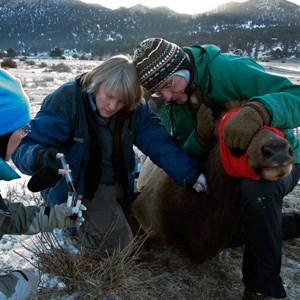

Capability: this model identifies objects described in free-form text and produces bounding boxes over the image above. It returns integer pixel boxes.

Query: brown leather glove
[195,104,215,148]
[222,101,271,150]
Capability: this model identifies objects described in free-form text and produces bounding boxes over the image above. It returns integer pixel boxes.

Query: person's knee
[240,179,280,207]
[76,209,134,252]
[103,222,134,253]
[0,271,32,299]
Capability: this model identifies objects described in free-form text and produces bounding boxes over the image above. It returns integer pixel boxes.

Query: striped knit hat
[133,38,189,92]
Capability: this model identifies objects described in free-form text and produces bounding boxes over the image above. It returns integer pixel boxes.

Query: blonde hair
[81,55,143,111]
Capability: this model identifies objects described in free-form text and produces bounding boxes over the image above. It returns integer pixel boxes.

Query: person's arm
[209,56,300,129]
[156,101,210,159]
[134,99,202,187]
[0,196,85,237]
[12,89,73,175]
[182,133,209,158]
[208,56,300,149]
[183,104,215,157]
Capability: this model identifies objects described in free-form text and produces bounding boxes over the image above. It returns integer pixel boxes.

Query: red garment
[219,108,283,179]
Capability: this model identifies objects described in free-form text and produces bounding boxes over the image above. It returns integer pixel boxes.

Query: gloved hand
[195,104,214,148]
[40,202,87,232]
[222,101,271,150]
[192,173,207,192]
[35,148,59,174]
[29,148,61,192]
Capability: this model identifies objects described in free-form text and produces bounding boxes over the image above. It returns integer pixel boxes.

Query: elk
[127,103,295,263]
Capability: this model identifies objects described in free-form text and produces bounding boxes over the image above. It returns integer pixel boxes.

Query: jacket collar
[0,157,20,181]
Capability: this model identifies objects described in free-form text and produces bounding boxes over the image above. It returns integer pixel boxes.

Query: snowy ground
[0,58,299,299]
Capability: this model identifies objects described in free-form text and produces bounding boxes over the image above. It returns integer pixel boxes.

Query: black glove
[28,148,60,192]
[35,148,59,174]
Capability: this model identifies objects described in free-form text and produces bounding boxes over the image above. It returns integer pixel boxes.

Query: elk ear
[229,147,246,158]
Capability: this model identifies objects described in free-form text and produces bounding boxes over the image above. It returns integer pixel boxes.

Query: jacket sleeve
[0,197,77,236]
[182,131,209,158]
[0,197,40,237]
[156,102,208,159]
[133,99,202,187]
[207,56,300,162]
[209,56,300,129]
[12,88,73,175]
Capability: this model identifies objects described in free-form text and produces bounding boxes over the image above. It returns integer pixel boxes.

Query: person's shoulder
[59,77,79,92]
[41,78,82,115]
[45,77,79,101]
[184,44,220,55]
[135,98,148,110]
[213,52,264,71]
[134,98,160,122]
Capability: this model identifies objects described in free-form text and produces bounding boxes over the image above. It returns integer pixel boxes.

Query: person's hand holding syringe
[56,153,85,220]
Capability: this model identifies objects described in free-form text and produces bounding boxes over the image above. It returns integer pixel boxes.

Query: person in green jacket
[133,38,300,300]
[0,68,86,300]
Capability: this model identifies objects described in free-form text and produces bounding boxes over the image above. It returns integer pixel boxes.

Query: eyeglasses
[152,77,175,97]
[21,124,31,137]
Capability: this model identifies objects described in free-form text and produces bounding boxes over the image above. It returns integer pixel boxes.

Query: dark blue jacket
[12,76,201,206]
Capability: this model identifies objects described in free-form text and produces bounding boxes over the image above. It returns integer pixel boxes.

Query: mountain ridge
[0,0,299,60]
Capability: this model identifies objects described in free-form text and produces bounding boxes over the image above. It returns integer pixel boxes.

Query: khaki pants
[75,184,133,253]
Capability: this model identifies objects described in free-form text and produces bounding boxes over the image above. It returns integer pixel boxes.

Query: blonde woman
[12,55,204,253]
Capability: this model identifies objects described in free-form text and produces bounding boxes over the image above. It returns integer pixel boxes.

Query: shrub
[1,58,17,68]
[24,60,36,66]
[50,62,71,73]
[38,62,48,68]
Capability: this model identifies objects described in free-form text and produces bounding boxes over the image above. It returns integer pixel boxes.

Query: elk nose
[262,143,294,164]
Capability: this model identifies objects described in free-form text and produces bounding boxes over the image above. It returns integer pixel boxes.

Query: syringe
[56,153,76,193]
[56,153,82,216]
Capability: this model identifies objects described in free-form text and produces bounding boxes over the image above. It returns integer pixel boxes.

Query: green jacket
[157,44,300,162]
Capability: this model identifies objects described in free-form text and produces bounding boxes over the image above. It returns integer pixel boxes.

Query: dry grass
[15,183,298,300]
[25,231,246,300]
[26,231,154,299]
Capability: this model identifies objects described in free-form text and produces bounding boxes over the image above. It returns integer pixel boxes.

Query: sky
[81,0,300,15]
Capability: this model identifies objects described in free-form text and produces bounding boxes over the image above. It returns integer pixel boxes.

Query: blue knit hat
[0,68,31,136]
